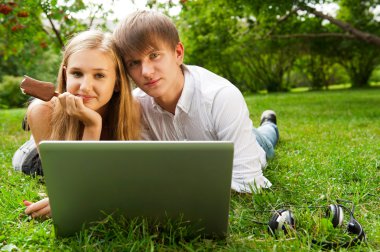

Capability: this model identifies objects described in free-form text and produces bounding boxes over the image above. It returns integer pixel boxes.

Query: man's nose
[141,61,154,78]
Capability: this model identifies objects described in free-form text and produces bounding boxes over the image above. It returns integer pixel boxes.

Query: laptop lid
[39,141,234,238]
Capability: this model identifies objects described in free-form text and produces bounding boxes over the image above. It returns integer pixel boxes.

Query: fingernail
[23,200,32,206]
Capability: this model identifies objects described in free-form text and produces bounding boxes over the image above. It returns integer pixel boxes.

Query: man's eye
[127,61,139,68]
[150,52,159,59]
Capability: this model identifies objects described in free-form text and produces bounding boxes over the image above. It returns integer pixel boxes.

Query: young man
[113,10,279,193]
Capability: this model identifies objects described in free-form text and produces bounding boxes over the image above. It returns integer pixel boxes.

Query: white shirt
[133,65,272,193]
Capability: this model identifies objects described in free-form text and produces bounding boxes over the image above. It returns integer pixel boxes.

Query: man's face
[124,41,184,101]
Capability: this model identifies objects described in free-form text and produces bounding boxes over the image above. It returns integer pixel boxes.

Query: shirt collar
[176,65,194,114]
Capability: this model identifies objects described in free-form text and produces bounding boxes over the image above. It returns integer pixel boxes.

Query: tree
[333,0,380,87]
[0,0,114,80]
[172,0,380,89]
[177,0,252,90]
[336,40,379,88]
[239,0,380,87]
[175,0,298,92]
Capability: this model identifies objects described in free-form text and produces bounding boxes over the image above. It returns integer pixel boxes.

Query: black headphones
[267,204,366,249]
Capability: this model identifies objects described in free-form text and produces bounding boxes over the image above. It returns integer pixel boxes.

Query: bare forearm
[82,124,102,140]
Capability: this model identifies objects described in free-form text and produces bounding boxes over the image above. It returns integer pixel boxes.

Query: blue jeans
[253,122,279,159]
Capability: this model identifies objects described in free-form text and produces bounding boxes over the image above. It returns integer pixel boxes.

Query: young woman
[18,30,140,217]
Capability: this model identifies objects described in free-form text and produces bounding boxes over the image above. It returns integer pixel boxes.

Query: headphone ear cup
[268,209,295,236]
[268,210,281,234]
[326,204,344,228]
[347,215,362,235]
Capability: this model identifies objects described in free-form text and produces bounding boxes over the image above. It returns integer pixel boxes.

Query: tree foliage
[2,0,380,92]
[0,75,27,108]
[173,0,380,91]
[0,0,114,81]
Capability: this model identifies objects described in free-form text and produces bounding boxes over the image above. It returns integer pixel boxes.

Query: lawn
[1,88,379,251]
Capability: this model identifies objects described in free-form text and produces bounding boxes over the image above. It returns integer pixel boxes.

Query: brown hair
[50,30,140,140]
[113,10,180,59]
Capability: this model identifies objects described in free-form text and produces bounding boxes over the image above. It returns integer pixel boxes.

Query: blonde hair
[113,10,180,59]
[50,30,140,140]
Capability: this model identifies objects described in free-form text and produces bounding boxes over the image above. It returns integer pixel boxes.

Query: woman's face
[65,49,117,115]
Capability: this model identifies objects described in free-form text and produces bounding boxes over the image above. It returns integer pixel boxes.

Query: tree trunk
[349,71,371,88]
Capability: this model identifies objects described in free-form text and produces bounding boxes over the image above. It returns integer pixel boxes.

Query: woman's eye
[95,73,105,79]
[71,71,82,78]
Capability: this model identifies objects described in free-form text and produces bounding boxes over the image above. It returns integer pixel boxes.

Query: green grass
[1,89,379,251]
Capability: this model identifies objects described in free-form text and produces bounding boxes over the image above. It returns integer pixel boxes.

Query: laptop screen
[39,141,234,238]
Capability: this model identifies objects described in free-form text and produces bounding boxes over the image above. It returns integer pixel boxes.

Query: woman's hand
[24,198,51,219]
[57,92,102,140]
[58,92,102,127]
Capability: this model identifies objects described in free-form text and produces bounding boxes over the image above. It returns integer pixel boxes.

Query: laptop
[39,141,234,238]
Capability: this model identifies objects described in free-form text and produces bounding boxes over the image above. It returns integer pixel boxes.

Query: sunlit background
[1,0,380,109]
[72,0,182,20]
